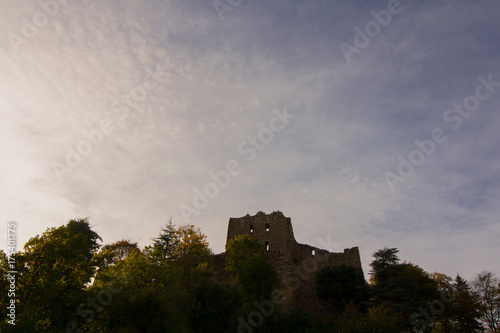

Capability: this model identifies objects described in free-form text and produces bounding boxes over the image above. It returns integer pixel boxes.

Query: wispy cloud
[0,0,499,280]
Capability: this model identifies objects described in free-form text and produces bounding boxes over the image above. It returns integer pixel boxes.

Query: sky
[1,0,499,281]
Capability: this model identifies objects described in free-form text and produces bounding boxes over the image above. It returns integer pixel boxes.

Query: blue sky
[1,0,499,280]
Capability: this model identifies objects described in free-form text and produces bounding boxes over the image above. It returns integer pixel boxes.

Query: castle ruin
[215,211,363,316]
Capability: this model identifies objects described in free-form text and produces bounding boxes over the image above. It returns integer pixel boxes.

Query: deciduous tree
[225,235,280,303]
[316,264,367,310]
[473,271,500,332]
[0,218,102,332]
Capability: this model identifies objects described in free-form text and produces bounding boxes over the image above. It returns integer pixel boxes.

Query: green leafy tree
[225,235,280,303]
[150,221,211,263]
[88,221,212,332]
[369,248,440,332]
[332,301,403,333]
[238,254,280,302]
[96,239,140,267]
[0,250,17,328]
[365,302,404,332]
[90,246,186,332]
[187,278,243,333]
[316,264,368,311]
[174,224,210,258]
[271,308,332,332]
[224,234,264,272]
[430,274,483,332]
[172,224,213,290]
[369,247,400,284]
[0,218,102,332]
[151,219,179,262]
[332,301,366,333]
[451,275,484,332]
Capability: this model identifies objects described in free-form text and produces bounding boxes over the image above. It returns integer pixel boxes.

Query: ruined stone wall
[219,211,363,316]
[290,244,362,315]
[227,211,297,279]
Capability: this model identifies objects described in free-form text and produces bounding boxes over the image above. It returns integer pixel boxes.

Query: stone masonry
[215,211,363,316]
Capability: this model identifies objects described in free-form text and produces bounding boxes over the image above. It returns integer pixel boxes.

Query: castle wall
[289,244,362,315]
[220,211,363,317]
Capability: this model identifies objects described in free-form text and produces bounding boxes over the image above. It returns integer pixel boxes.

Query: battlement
[227,210,296,254]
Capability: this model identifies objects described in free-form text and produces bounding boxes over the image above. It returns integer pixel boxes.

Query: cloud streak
[0,0,499,281]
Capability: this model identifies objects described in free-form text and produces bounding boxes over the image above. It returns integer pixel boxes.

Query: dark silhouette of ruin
[214,211,363,316]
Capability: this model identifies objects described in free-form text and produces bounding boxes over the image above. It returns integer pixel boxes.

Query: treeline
[316,248,499,332]
[0,218,499,332]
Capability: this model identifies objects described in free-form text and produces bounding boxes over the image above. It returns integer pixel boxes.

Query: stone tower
[222,211,363,316]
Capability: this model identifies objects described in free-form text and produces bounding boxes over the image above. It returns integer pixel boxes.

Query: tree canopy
[1,220,498,333]
[316,264,367,310]
[1,218,102,332]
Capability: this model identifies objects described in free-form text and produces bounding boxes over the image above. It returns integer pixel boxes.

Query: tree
[97,239,140,267]
[0,218,102,332]
[150,221,211,262]
[451,275,484,332]
[238,254,280,302]
[151,220,179,262]
[174,224,210,259]
[365,302,404,333]
[106,288,181,333]
[473,271,500,332]
[316,264,367,310]
[331,301,403,333]
[88,222,212,331]
[369,248,440,332]
[170,224,212,290]
[187,278,243,332]
[431,274,483,332]
[90,246,186,332]
[369,247,400,284]
[225,235,280,303]
[0,250,16,328]
[331,301,366,333]
[224,234,264,273]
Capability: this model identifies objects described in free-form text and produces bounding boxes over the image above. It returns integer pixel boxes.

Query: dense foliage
[1,222,498,332]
